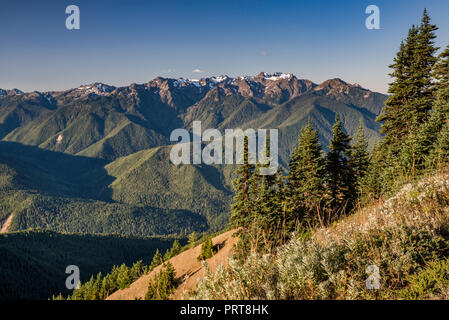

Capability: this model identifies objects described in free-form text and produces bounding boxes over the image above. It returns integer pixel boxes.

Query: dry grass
[313,170,449,246]
[0,213,13,233]
[106,229,238,300]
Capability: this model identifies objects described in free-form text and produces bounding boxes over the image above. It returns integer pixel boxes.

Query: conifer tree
[254,134,287,249]
[378,10,438,141]
[259,168,286,243]
[411,9,439,124]
[197,236,214,261]
[158,262,176,299]
[188,232,198,248]
[377,26,419,146]
[349,119,370,199]
[144,262,176,300]
[359,143,384,200]
[149,249,163,272]
[426,44,449,168]
[162,240,182,261]
[324,114,353,214]
[428,122,449,168]
[130,260,145,280]
[373,10,439,192]
[116,264,131,290]
[169,240,182,258]
[230,136,255,229]
[287,120,324,225]
[401,43,449,171]
[100,276,111,299]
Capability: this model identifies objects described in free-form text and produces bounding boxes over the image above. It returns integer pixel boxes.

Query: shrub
[197,236,215,261]
[145,262,177,300]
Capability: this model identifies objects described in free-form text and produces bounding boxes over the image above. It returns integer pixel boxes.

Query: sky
[1,0,449,94]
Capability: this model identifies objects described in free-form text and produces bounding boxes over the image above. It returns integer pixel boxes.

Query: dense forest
[0,230,184,299]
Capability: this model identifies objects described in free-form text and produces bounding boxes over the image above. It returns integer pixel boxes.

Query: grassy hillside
[192,170,449,300]
[0,230,183,300]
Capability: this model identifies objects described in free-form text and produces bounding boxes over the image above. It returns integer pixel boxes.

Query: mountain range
[0,72,387,236]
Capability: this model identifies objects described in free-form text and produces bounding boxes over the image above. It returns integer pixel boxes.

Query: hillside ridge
[107,229,238,300]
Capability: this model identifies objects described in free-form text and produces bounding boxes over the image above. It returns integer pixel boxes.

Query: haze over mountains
[0,72,387,237]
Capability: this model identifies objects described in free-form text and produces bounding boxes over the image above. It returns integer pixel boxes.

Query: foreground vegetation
[193,170,449,299]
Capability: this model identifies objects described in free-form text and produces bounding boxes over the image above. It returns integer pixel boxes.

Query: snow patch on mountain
[76,83,116,95]
[263,72,293,81]
[0,88,24,97]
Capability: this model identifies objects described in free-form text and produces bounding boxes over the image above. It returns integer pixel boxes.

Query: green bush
[398,259,449,299]
[144,262,177,300]
[197,236,215,261]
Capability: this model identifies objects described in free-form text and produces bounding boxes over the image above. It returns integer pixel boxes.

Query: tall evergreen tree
[149,249,163,272]
[230,136,255,229]
[349,119,370,199]
[378,11,437,144]
[411,9,439,124]
[287,120,324,225]
[257,135,286,246]
[359,143,384,200]
[377,27,418,146]
[401,43,449,171]
[374,10,439,192]
[324,114,353,214]
[426,44,449,168]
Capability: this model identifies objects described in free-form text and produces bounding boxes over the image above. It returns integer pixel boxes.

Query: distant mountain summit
[0,72,378,107]
[0,88,24,96]
[0,72,387,238]
[0,72,387,160]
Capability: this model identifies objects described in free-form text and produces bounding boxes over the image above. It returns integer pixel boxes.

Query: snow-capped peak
[235,75,255,81]
[76,83,115,95]
[263,72,293,81]
[210,75,230,83]
[0,88,24,96]
[173,78,203,88]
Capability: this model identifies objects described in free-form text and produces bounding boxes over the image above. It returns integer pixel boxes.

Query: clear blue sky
[1,0,448,93]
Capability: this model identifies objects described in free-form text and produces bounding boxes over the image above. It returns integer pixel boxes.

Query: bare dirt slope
[0,214,13,234]
[107,229,238,300]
